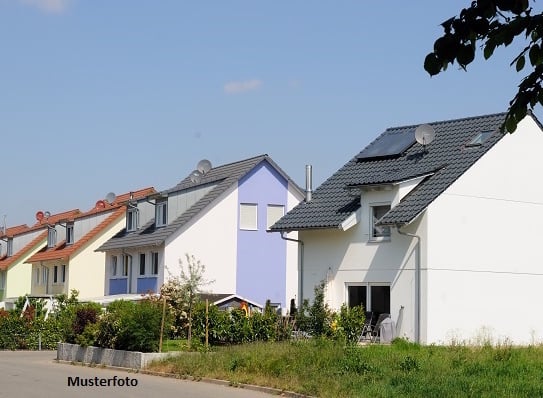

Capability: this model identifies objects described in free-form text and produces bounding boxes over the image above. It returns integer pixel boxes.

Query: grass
[147,338,543,398]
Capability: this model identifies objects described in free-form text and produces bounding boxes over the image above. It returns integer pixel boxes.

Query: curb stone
[55,359,314,398]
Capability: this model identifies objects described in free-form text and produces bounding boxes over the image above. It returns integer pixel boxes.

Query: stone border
[56,343,183,369]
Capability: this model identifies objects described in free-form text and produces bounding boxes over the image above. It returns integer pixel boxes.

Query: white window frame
[370,203,391,242]
[266,204,285,230]
[126,208,139,232]
[42,267,49,286]
[122,255,129,277]
[47,227,57,248]
[345,282,391,314]
[0,270,5,289]
[151,252,159,275]
[239,203,258,231]
[6,238,13,257]
[111,255,118,277]
[155,201,167,227]
[139,253,146,276]
[66,223,74,245]
[35,267,40,285]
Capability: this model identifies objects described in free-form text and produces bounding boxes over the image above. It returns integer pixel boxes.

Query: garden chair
[357,311,374,343]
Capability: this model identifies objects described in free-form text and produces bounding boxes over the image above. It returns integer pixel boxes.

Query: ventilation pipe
[305,165,313,202]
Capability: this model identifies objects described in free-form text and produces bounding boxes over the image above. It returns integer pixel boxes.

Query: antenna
[197,159,212,174]
[189,170,203,183]
[44,211,51,219]
[415,124,436,148]
[105,192,116,204]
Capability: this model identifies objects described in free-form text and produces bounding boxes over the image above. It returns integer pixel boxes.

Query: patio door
[347,284,390,315]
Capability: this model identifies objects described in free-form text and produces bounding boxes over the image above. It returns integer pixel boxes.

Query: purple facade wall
[237,161,288,308]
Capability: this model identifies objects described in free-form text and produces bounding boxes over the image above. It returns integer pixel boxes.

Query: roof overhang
[340,210,360,231]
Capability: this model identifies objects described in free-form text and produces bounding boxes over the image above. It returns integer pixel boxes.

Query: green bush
[333,304,366,344]
[95,299,166,352]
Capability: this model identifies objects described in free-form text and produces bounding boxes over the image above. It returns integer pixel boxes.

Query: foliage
[162,254,214,344]
[424,0,541,132]
[149,339,543,398]
[95,299,165,352]
[332,304,366,344]
[295,281,334,337]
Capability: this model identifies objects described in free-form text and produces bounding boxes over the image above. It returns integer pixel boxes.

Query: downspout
[280,232,304,309]
[396,224,421,344]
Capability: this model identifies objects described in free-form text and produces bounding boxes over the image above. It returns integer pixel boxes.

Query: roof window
[466,130,493,147]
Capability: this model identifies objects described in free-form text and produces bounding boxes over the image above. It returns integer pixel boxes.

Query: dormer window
[6,238,13,257]
[47,227,57,248]
[156,201,167,227]
[370,204,391,241]
[127,207,139,232]
[66,223,74,245]
[466,130,493,147]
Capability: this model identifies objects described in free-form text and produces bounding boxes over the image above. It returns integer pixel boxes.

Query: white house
[271,112,543,345]
[97,155,304,313]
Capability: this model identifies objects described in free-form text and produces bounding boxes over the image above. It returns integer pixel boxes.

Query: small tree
[163,254,213,347]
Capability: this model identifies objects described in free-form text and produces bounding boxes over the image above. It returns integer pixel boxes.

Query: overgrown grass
[148,338,543,397]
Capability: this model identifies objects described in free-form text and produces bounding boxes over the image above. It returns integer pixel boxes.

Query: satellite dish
[105,192,116,204]
[44,211,51,218]
[197,159,212,174]
[96,200,106,209]
[415,124,436,146]
[35,211,44,222]
[189,170,203,184]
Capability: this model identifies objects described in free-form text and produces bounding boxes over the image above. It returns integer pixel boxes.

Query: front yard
[148,338,543,398]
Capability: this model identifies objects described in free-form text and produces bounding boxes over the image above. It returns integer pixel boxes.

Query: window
[151,252,159,275]
[47,227,57,248]
[240,203,258,230]
[127,208,139,232]
[35,267,40,285]
[122,255,129,276]
[467,130,493,147]
[42,267,49,285]
[111,256,118,277]
[267,205,284,230]
[347,284,390,316]
[156,201,167,227]
[53,266,58,283]
[139,253,146,276]
[371,205,391,240]
[6,238,13,257]
[0,271,5,289]
[61,264,66,283]
[66,223,74,245]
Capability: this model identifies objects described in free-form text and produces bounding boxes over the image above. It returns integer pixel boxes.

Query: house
[97,155,304,313]
[271,112,543,345]
[0,210,82,305]
[25,188,155,300]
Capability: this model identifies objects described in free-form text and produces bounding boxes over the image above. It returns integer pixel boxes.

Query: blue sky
[0,1,535,227]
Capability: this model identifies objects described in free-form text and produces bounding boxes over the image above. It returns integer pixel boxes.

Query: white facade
[300,116,543,345]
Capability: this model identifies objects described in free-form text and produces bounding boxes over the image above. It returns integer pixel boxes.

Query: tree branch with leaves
[424,0,541,132]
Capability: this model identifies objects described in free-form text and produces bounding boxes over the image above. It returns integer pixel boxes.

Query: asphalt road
[0,350,276,398]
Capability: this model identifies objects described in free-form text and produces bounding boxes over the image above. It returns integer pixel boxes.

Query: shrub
[334,304,366,344]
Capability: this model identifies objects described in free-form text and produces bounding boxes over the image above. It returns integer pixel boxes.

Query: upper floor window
[66,223,74,245]
[111,256,118,277]
[47,228,57,248]
[6,238,13,257]
[370,204,391,241]
[151,252,159,275]
[156,201,167,227]
[240,203,258,230]
[139,253,146,276]
[466,130,493,147]
[127,208,139,232]
[266,204,285,230]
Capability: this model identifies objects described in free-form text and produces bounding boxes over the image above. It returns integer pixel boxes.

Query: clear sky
[0,1,536,227]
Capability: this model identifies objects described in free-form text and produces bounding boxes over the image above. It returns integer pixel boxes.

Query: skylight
[466,130,493,147]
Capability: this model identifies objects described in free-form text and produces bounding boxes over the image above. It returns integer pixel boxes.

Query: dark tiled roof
[97,155,303,251]
[271,112,513,230]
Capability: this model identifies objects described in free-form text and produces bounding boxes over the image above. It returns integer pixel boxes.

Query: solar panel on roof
[357,129,416,161]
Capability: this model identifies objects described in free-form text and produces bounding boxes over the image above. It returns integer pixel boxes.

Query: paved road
[0,350,275,398]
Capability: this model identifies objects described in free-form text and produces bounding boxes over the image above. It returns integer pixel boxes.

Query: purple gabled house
[97,155,304,313]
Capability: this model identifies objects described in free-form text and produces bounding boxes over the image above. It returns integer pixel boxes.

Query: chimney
[305,164,313,202]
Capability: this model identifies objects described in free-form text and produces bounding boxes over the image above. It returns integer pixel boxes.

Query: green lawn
[148,338,543,398]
